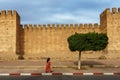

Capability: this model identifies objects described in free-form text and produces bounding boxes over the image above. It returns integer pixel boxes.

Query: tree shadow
[74,60,104,67]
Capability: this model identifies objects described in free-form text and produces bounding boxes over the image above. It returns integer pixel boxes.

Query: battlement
[100,8,120,17]
[2,8,120,60]
[0,10,19,19]
[111,7,120,13]
[79,23,99,29]
[23,23,100,31]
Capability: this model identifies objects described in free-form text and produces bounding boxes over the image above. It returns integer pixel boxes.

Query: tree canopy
[67,32,108,52]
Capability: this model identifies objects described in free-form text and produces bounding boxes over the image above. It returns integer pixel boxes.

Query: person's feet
[46,71,53,73]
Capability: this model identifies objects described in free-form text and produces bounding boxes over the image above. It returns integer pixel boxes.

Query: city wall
[20,24,100,60]
[0,8,120,60]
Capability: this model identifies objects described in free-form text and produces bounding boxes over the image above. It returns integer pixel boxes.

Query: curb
[0,72,120,76]
[0,65,120,69]
[93,65,120,68]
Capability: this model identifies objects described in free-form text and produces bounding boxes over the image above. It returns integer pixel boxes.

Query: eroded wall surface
[0,10,20,60]
[21,24,100,60]
[1,8,120,60]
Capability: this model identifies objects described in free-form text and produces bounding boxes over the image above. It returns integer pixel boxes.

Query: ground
[0,59,120,73]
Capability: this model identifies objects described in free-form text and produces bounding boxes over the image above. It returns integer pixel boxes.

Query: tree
[67,32,108,69]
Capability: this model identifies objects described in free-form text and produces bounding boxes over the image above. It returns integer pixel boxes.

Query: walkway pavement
[0,59,120,73]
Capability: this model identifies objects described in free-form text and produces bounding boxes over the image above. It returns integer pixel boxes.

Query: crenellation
[7,10,12,16]
[0,10,6,19]
[94,23,99,28]
[65,24,69,29]
[61,24,64,29]
[56,24,60,29]
[28,24,33,30]
[38,24,42,29]
[80,24,83,29]
[105,8,110,13]
[13,10,19,18]
[52,24,55,29]
[0,10,20,19]
[84,24,88,28]
[70,24,74,29]
[100,7,120,14]
[1,10,6,15]
[1,8,120,60]
[88,24,93,28]
[47,24,51,29]
[112,8,117,14]
[88,24,94,32]
[33,24,37,30]
[13,10,18,15]
[42,24,47,30]
[118,8,120,12]
[24,24,28,30]
[74,24,79,29]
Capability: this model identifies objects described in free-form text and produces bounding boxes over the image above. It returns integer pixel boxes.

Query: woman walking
[46,58,52,73]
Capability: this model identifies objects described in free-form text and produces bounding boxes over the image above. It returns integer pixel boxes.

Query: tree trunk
[78,51,81,69]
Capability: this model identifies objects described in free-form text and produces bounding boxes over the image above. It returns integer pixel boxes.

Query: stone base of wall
[107,50,120,59]
[0,52,18,60]
[0,50,119,60]
[23,51,104,60]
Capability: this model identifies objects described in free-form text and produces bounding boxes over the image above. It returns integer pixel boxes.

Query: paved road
[0,75,120,80]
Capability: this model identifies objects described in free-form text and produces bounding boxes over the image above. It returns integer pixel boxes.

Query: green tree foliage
[67,32,108,69]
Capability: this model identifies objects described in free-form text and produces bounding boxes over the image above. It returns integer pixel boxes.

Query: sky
[0,0,120,25]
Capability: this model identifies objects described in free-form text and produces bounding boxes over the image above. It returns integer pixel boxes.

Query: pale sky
[0,0,120,25]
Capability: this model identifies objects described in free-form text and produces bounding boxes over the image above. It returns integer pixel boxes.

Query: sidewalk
[0,59,120,73]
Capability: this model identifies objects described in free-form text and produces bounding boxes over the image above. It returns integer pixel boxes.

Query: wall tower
[0,10,20,60]
[100,8,120,58]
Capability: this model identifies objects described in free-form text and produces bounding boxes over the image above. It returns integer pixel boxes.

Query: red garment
[46,61,52,73]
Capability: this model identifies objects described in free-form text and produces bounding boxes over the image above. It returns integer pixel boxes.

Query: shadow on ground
[74,60,104,67]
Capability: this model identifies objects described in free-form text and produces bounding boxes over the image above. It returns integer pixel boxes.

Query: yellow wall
[1,8,120,60]
[0,10,20,60]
